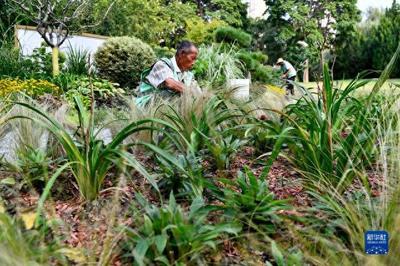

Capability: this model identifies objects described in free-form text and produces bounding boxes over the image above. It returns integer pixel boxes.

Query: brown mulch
[227,147,311,207]
[0,145,386,264]
[266,158,311,207]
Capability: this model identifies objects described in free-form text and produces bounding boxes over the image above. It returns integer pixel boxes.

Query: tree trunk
[303,59,309,83]
[319,50,324,77]
[52,46,60,76]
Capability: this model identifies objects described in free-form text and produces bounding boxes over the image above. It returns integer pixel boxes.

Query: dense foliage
[94,36,156,88]
[214,26,252,48]
[0,78,60,97]
[1,1,400,265]
[335,3,400,78]
[251,0,360,78]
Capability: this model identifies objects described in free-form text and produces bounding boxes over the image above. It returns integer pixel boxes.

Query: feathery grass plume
[288,42,400,265]
[194,44,244,90]
[0,212,68,265]
[281,65,390,191]
[0,95,13,141]
[290,102,400,265]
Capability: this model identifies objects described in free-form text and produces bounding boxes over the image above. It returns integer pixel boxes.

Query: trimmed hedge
[214,26,252,48]
[237,50,276,83]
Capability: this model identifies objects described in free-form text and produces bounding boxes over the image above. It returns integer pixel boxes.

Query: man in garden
[136,41,199,106]
[276,58,297,96]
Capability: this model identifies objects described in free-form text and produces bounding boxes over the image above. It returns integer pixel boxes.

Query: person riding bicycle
[276,58,297,96]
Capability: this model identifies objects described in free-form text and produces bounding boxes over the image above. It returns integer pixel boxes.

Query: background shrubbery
[64,77,125,107]
[237,50,279,83]
[0,78,60,97]
[94,36,156,88]
[214,26,252,48]
[0,45,34,79]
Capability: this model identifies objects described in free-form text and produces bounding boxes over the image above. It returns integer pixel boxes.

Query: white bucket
[227,79,250,100]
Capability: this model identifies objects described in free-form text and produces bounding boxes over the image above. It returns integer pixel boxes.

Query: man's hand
[163,78,185,93]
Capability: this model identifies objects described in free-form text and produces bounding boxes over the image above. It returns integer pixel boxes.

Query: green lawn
[261,79,400,112]
[301,79,400,94]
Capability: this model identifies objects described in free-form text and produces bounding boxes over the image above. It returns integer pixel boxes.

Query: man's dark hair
[176,40,196,56]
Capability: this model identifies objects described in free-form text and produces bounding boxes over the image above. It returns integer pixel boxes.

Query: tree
[184,17,226,44]
[7,0,114,76]
[253,0,360,78]
[0,0,29,45]
[334,2,399,78]
[90,0,248,48]
[90,0,197,47]
[182,0,249,28]
[367,2,400,77]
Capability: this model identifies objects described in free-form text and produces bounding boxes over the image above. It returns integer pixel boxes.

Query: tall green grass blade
[35,162,74,227]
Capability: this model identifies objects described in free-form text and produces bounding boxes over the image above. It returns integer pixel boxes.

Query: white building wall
[15,25,107,57]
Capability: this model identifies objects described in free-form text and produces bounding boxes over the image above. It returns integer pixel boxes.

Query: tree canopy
[252,0,360,76]
[334,2,400,78]
[89,0,249,47]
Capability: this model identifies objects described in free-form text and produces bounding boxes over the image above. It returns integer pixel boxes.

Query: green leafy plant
[184,17,226,44]
[49,73,82,92]
[95,36,156,88]
[7,95,160,200]
[237,50,268,70]
[283,42,400,265]
[244,118,282,154]
[219,167,291,233]
[123,193,241,265]
[65,46,89,75]
[154,151,204,198]
[252,65,281,84]
[29,42,66,77]
[265,241,303,266]
[193,44,244,88]
[148,96,246,195]
[12,147,51,189]
[236,50,279,83]
[281,64,393,190]
[161,96,240,154]
[0,212,67,265]
[0,45,36,79]
[64,77,125,107]
[152,46,175,58]
[205,134,247,170]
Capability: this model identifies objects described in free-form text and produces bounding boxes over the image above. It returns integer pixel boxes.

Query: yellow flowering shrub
[0,78,60,97]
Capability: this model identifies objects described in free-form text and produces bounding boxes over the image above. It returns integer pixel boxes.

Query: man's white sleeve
[146,61,175,88]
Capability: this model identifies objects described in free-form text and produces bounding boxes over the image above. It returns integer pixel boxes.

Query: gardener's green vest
[136,58,179,107]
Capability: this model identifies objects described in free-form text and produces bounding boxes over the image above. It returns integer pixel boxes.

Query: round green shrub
[214,26,252,48]
[252,65,280,84]
[237,51,258,72]
[250,51,268,64]
[94,36,156,88]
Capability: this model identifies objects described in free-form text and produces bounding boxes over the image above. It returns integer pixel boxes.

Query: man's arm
[147,61,182,91]
[163,78,184,93]
[281,64,289,79]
